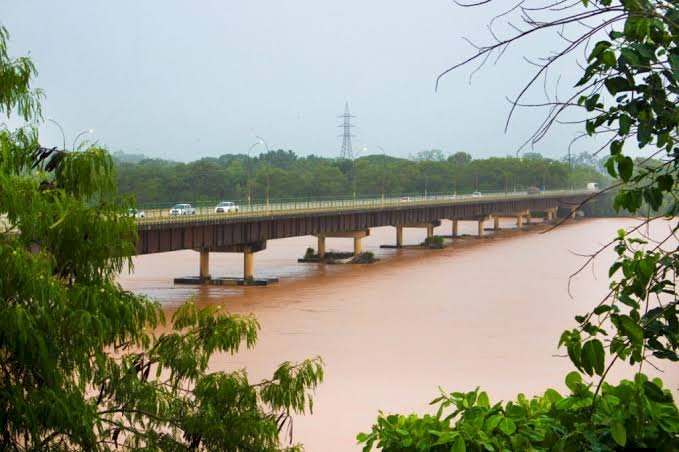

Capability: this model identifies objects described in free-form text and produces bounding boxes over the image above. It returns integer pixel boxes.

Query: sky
[3,1,598,162]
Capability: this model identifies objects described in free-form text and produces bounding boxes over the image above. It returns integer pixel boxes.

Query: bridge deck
[136,190,592,254]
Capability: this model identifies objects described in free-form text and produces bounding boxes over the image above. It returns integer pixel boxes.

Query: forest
[114,149,607,206]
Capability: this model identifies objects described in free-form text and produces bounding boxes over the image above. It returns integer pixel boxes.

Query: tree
[0,25,323,450]
[447,151,472,166]
[359,1,679,449]
[412,149,446,161]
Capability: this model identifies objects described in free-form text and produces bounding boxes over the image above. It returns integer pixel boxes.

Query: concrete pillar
[545,209,554,222]
[569,209,577,219]
[244,247,254,280]
[478,220,485,237]
[396,225,403,248]
[494,216,500,230]
[516,216,524,229]
[452,219,459,238]
[318,236,326,258]
[426,225,434,239]
[353,237,363,256]
[527,212,532,224]
[199,248,210,281]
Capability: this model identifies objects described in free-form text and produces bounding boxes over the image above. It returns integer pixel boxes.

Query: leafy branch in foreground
[0,24,323,451]
[360,0,679,449]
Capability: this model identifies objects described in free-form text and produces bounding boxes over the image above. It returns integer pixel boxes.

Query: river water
[119,218,679,451]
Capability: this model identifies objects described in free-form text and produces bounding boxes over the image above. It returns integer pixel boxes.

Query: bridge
[135,190,592,285]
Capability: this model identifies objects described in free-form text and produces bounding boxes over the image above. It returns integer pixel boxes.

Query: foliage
[114,150,606,205]
[422,236,445,249]
[360,0,679,449]
[358,373,679,451]
[0,25,322,450]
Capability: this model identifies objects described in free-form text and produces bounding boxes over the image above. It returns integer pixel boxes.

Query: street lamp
[47,118,66,150]
[73,129,94,150]
[353,146,367,201]
[377,145,387,204]
[246,137,271,209]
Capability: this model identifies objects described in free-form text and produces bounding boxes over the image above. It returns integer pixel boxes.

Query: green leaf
[605,77,631,94]
[617,156,634,182]
[581,339,605,376]
[618,315,644,345]
[611,421,627,446]
[451,436,466,452]
[498,418,516,435]
[565,371,582,392]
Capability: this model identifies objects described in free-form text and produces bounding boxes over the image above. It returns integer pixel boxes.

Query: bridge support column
[452,219,459,238]
[244,246,254,280]
[426,225,434,239]
[396,225,403,248]
[199,247,210,281]
[478,219,486,237]
[493,216,500,230]
[353,237,363,255]
[317,236,326,258]
[315,230,370,257]
[516,215,524,229]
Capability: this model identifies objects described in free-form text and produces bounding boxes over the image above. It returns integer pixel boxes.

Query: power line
[338,102,355,159]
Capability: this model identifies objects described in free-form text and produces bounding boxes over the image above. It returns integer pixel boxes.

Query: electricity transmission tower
[338,102,355,159]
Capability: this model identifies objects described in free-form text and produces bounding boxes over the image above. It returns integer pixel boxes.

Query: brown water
[119,218,679,451]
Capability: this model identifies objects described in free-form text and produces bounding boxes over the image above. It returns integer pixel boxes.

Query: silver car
[214,201,239,213]
[169,203,195,215]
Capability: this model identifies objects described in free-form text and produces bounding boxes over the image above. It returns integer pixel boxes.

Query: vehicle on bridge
[169,203,196,216]
[214,201,239,213]
[587,182,599,191]
[472,191,483,198]
[527,186,540,195]
[127,208,145,219]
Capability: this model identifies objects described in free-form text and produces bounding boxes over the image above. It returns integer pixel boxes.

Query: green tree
[359,1,679,449]
[0,25,322,450]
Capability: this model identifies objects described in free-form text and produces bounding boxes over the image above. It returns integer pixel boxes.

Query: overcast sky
[4,1,595,162]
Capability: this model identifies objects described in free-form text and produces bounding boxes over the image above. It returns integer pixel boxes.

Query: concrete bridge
[135,190,591,285]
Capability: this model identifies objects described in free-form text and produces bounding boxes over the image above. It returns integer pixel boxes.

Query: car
[527,186,540,195]
[472,191,482,198]
[214,201,239,213]
[127,208,145,219]
[399,196,412,203]
[169,203,195,216]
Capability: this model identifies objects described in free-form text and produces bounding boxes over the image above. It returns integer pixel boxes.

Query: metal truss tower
[338,102,355,159]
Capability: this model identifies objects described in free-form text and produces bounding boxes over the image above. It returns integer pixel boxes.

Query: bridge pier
[317,236,326,259]
[315,229,370,256]
[452,219,459,238]
[175,241,275,286]
[199,247,210,281]
[244,246,254,280]
[493,216,500,231]
[382,221,441,248]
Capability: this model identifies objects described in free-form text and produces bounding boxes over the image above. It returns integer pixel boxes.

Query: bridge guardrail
[135,189,592,225]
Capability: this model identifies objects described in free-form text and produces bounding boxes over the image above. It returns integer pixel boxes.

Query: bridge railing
[134,189,592,225]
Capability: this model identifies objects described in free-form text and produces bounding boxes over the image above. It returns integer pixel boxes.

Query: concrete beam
[493,210,530,219]
[316,229,370,239]
[399,220,442,229]
[211,241,267,253]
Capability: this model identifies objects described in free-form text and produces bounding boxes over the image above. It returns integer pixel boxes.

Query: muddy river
[119,218,679,451]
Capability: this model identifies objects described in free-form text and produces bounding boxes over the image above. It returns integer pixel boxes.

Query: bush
[358,372,679,451]
[422,235,445,249]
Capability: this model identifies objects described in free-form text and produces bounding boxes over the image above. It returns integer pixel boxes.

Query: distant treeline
[114,150,608,205]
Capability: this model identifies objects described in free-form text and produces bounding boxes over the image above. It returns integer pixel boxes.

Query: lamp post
[377,145,387,204]
[72,129,94,150]
[246,137,271,209]
[47,118,66,150]
[352,146,367,201]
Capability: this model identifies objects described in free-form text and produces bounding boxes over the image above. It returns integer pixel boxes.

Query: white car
[214,201,239,213]
[472,191,482,198]
[127,208,145,219]
[169,203,195,216]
